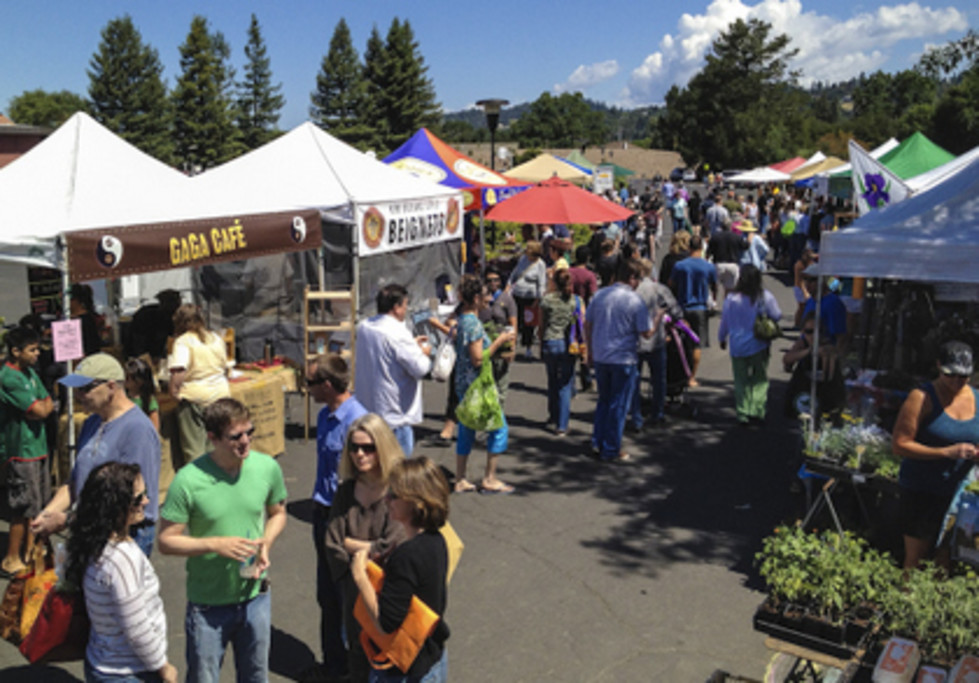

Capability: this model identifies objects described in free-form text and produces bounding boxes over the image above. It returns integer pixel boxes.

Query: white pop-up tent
[192,122,464,317]
[819,155,979,284]
[727,166,791,184]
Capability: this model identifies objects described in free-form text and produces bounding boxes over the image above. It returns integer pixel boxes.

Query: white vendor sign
[356,196,462,256]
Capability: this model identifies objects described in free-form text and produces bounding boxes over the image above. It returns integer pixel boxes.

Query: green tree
[851,70,938,145]
[652,18,802,167]
[509,91,607,148]
[87,16,172,162]
[7,89,86,128]
[929,67,979,154]
[374,18,441,152]
[310,18,373,149]
[360,25,388,153]
[235,14,284,150]
[172,15,243,172]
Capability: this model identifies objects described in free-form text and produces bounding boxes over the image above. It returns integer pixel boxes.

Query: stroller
[663,315,699,417]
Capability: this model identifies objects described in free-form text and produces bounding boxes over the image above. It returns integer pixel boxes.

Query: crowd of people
[1,174,975,682]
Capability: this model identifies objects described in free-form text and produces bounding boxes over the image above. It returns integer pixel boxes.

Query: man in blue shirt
[305,353,367,682]
[585,260,653,462]
[669,235,717,387]
[33,353,161,557]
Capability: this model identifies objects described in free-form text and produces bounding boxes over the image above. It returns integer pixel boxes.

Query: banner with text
[355,195,462,256]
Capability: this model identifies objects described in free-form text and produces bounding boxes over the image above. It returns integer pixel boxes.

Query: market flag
[850,139,911,216]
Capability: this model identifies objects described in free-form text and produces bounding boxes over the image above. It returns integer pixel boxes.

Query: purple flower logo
[861,173,890,209]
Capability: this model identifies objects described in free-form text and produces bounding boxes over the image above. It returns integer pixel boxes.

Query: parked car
[669,167,685,182]
[683,169,697,182]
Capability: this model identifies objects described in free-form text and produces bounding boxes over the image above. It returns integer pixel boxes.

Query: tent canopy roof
[820,156,979,283]
[790,156,845,181]
[504,153,589,182]
[770,156,807,173]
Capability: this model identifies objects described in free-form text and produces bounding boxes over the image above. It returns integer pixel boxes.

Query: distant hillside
[444,97,664,141]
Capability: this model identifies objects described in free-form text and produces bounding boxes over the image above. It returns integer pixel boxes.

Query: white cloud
[621,0,968,106]
[553,60,620,94]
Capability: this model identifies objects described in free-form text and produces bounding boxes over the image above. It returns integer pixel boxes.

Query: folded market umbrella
[484,177,635,225]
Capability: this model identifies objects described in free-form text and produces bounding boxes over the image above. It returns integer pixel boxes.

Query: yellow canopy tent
[504,153,589,183]
[789,156,846,181]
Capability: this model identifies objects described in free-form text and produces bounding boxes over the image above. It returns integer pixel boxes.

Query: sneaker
[524,348,534,359]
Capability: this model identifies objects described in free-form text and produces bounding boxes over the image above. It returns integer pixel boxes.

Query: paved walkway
[0,264,807,682]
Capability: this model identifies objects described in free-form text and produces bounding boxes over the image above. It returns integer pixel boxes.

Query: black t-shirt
[707,230,746,264]
[378,530,450,677]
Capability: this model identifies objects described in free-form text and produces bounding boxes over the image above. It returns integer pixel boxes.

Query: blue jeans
[542,339,575,431]
[369,647,448,683]
[592,362,637,460]
[392,424,414,457]
[130,523,155,558]
[85,659,161,682]
[631,345,667,426]
[185,592,271,683]
[313,504,348,677]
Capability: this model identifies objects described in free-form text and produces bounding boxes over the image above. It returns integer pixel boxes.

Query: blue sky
[1,0,974,129]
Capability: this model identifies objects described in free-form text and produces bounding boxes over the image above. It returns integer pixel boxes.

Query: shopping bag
[20,543,58,639]
[0,571,27,643]
[440,522,464,585]
[431,337,456,382]
[455,352,503,432]
[19,587,89,663]
[354,561,440,672]
[566,295,586,356]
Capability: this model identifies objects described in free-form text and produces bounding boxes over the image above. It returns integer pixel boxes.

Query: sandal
[479,482,515,495]
[454,480,477,493]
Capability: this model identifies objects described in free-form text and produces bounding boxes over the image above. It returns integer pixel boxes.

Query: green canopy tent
[828,132,955,198]
[565,150,596,172]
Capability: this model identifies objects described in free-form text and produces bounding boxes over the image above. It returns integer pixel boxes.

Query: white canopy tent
[819,155,979,284]
[727,166,791,184]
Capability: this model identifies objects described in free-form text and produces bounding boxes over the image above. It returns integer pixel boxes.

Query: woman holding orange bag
[351,456,450,683]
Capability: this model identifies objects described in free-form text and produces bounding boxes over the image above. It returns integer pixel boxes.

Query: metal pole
[479,209,487,274]
[60,240,76,468]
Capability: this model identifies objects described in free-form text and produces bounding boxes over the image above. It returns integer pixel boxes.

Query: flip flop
[479,483,515,495]
[454,480,477,494]
[606,453,632,464]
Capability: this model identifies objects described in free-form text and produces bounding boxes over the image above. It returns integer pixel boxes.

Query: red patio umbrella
[483,176,635,225]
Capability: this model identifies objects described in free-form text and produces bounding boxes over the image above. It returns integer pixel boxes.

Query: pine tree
[377,19,441,151]
[361,25,388,154]
[236,14,284,150]
[171,15,244,172]
[310,18,373,149]
[87,16,172,163]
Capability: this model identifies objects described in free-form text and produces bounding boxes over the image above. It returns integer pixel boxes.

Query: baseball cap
[939,341,973,376]
[59,352,126,387]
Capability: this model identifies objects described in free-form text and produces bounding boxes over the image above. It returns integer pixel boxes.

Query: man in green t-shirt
[158,397,287,682]
[0,326,54,577]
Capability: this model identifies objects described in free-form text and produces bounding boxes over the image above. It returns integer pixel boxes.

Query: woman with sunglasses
[326,413,406,682]
[351,456,451,683]
[64,461,177,683]
[893,341,979,571]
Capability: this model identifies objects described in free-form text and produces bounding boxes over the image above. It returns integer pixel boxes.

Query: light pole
[476,98,508,171]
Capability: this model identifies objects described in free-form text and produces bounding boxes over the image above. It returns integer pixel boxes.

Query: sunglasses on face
[803,328,815,334]
[351,442,377,454]
[226,427,256,442]
[79,379,107,394]
[306,376,327,388]
[132,490,148,507]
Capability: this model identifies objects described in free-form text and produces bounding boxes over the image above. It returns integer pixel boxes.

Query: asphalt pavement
[0,254,809,682]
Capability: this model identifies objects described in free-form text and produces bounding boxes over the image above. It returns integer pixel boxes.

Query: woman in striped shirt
[64,462,176,683]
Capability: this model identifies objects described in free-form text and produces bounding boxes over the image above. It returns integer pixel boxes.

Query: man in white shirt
[354,284,432,455]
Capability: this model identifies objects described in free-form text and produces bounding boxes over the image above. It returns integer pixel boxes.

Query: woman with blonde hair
[326,413,406,682]
[169,304,230,461]
[658,231,691,289]
[352,456,451,682]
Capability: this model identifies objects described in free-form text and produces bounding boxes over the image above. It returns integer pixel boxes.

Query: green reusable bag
[455,352,504,431]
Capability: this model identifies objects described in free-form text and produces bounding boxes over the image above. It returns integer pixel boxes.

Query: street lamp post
[475,99,509,274]
[476,98,508,171]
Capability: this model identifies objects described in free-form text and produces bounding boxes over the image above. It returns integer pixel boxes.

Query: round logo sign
[96,235,124,269]
[390,157,447,183]
[362,208,385,249]
[445,199,460,236]
[290,216,307,244]
[453,159,506,186]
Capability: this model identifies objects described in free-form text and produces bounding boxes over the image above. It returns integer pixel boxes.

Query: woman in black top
[352,457,450,682]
